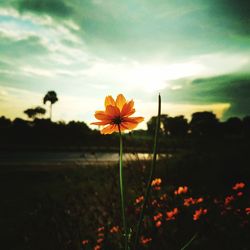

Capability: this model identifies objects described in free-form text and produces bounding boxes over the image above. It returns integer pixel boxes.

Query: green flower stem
[118,126,128,250]
[134,94,161,250]
[180,233,198,250]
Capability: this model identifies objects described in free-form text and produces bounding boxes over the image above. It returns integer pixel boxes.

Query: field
[1,137,250,250]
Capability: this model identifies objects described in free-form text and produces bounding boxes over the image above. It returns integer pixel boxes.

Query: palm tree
[43,91,58,120]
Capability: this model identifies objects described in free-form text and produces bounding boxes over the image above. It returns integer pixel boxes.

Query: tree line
[0,111,250,150]
[147,112,250,137]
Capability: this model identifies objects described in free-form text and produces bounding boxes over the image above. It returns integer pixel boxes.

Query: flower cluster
[184,197,204,207]
[81,181,248,249]
[193,208,208,221]
[174,186,188,195]
[151,178,162,190]
[166,208,179,221]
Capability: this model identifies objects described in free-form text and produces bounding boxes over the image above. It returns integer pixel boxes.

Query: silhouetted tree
[243,116,250,137]
[147,115,166,135]
[24,106,46,120]
[43,91,58,120]
[223,117,242,135]
[190,111,220,136]
[147,116,157,135]
[24,108,36,119]
[163,115,189,136]
[35,107,46,117]
[0,116,11,128]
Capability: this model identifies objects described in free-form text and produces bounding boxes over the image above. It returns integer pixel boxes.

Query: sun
[124,62,205,92]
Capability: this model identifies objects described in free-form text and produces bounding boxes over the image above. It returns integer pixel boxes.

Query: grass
[1,143,250,250]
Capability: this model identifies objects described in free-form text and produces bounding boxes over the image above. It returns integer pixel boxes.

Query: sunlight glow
[123,61,206,92]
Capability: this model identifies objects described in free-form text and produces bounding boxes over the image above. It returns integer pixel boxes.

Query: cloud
[210,0,250,35]
[0,35,48,58]
[0,0,250,123]
[16,0,73,18]
[1,0,249,62]
[164,73,250,119]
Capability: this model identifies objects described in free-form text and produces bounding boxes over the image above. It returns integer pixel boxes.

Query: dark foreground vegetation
[1,138,250,250]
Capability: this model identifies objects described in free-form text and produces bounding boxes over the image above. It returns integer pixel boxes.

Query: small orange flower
[151,178,162,186]
[135,195,144,204]
[232,182,245,190]
[237,191,243,197]
[97,226,104,232]
[166,208,178,220]
[82,240,89,245]
[110,226,119,233]
[184,197,203,207]
[153,212,163,221]
[91,94,144,134]
[140,236,152,245]
[155,220,162,227]
[151,199,158,206]
[193,208,207,221]
[224,195,234,206]
[160,193,167,201]
[196,197,204,203]
[94,245,101,250]
[245,208,250,215]
[97,238,104,244]
[184,197,194,207]
[174,186,188,195]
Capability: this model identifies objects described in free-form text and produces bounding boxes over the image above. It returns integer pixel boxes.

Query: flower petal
[94,111,112,121]
[120,117,144,131]
[123,117,144,124]
[101,124,118,134]
[120,124,129,131]
[121,100,135,117]
[122,122,138,130]
[91,121,111,125]
[116,94,126,111]
[105,96,116,108]
[106,105,120,117]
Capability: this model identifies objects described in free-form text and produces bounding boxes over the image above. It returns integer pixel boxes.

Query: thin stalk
[50,102,52,121]
[180,233,198,250]
[118,126,128,250]
[134,94,161,250]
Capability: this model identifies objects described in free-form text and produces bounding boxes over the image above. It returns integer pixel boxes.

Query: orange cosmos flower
[153,212,163,221]
[183,197,203,207]
[224,195,234,206]
[174,186,188,195]
[193,208,207,221]
[91,94,144,134]
[94,245,101,250]
[166,208,178,221]
[232,182,245,190]
[82,240,89,245]
[97,226,104,232]
[110,226,119,233]
[155,220,162,227]
[245,208,250,215]
[140,236,152,245]
[151,178,162,186]
[135,195,144,204]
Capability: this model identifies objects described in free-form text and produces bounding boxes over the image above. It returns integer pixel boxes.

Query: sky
[0,0,250,129]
